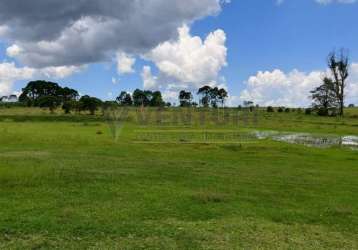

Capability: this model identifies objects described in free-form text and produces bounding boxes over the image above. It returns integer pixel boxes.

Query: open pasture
[0,107,358,249]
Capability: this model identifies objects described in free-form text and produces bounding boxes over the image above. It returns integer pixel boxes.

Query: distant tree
[179,90,193,107]
[327,50,350,116]
[285,108,290,113]
[132,89,150,106]
[197,86,228,108]
[209,87,220,108]
[19,80,61,105]
[277,107,285,113]
[310,77,338,116]
[37,96,61,113]
[243,101,254,108]
[62,100,77,114]
[165,102,172,107]
[59,87,79,101]
[150,91,165,107]
[217,88,228,108]
[267,106,274,112]
[348,104,355,108]
[116,91,133,106]
[79,95,103,115]
[19,80,79,107]
[197,86,212,107]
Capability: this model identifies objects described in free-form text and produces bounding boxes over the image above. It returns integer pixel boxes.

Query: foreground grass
[0,108,357,249]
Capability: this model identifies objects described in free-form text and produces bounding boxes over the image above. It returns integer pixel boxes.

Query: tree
[131,89,164,107]
[243,101,254,108]
[197,86,212,107]
[217,88,228,108]
[19,80,61,105]
[59,87,79,101]
[132,89,150,106]
[327,50,350,116]
[116,91,133,106]
[150,91,165,107]
[62,100,77,114]
[79,95,103,115]
[179,90,193,107]
[37,96,61,113]
[310,77,338,116]
[197,86,228,108]
[267,106,274,112]
[19,80,79,107]
[209,87,219,108]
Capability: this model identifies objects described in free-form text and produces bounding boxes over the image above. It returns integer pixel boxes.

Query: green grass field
[0,107,358,249]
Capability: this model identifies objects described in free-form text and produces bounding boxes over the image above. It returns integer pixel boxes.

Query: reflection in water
[252,131,358,150]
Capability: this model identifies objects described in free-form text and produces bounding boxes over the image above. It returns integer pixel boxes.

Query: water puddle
[252,131,358,150]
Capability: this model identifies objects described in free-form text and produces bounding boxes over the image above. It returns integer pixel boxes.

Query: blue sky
[0,0,357,106]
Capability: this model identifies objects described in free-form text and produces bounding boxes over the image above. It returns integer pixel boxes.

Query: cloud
[112,77,119,85]
[6,44,23,57]
[0,62,83,96]
[240,64,358,107]
[141,66,158,90]
[142,25,227,93]
[0,62,35,96]
[116,52,135,75]
[0,0,224,68]
[40,65,85,79]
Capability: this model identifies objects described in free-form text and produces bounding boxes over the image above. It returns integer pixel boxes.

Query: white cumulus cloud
[0,62,83,96]
[240,64,358,107]
[116,52,135,75]
[0,62,35,96]
[6,44,23,57]
[142,24,227,99]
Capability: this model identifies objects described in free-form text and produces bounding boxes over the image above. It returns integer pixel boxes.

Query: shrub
[277,107,284,113]
[305,108,312,115]
[285,108,290,113]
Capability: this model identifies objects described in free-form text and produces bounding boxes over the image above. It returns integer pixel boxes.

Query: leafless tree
[327,49,350,116]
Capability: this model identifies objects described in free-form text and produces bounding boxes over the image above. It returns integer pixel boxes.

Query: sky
[0,0,357,107]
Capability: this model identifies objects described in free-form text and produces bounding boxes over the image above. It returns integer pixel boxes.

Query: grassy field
[0,107,358,249]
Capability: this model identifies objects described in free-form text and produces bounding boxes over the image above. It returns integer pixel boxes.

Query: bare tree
[327,49,349,116]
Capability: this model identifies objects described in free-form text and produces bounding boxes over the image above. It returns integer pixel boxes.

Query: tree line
[15,49,354,116]
[17,81,229,115]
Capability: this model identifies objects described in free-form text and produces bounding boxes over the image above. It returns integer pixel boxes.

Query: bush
[277,107,284,113]
[285,108,290,113]
[267,106,274,112]
[305,108,312,115]
[348,104,355,108]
